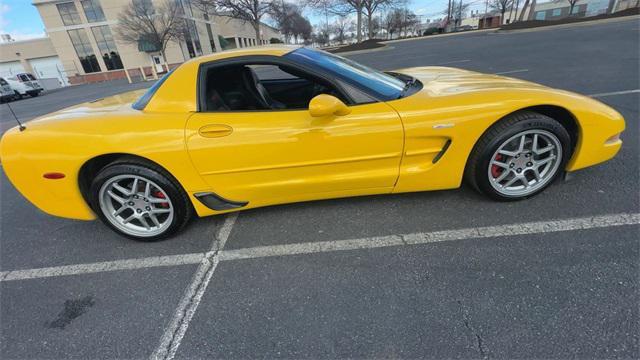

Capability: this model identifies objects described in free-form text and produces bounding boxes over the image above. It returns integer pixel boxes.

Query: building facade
[0,36,69,88]
[32,0,281,84]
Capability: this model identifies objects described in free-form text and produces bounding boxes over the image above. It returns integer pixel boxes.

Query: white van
[0,77,14,102]
[6,73,43,98]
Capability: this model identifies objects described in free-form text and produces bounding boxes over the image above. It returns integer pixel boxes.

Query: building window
[81,0,106,22]
[68,29,101,73]
[91,26,123,70]
[535,11,546,20]
[57,2,82,26]
[551,8,562,16]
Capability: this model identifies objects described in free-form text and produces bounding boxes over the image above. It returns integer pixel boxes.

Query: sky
[0,0,47,41]
[0,0,489,42]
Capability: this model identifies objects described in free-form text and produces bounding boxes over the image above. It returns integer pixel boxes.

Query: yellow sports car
[0,46,625,241]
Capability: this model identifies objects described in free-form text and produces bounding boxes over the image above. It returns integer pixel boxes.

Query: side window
[202,63,346,112]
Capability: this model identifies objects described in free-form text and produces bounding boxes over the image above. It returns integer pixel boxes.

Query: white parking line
[2,213,637,283]
[589,89,640,98]
[151,213,238,360]
[0,253,204,282]
[494,69,529,75]
[435,59,471,65]
[220,213,639,261]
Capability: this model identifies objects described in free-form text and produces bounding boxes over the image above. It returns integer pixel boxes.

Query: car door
[185,102,403,205]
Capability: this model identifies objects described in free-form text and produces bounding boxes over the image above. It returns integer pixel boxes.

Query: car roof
[144,45,302,113]
[183,45,301,66]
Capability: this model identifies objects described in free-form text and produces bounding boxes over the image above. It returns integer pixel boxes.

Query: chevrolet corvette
[0,46,625,240]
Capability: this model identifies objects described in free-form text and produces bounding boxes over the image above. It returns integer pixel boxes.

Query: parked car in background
[6,73,43,98]
[0,77,14,102]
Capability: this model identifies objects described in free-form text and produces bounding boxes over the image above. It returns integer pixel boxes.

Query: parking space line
[151,212,238,360]
[434,59,471,65]
[495,69,529,75]
[589,89,639,98]
[0,253,204,282]
[220,213,639,261]
[1,213,637,284]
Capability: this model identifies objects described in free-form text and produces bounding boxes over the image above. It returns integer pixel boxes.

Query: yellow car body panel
[0,46,625,220]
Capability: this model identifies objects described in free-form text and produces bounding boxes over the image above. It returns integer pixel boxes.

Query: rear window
[132,69,176,110]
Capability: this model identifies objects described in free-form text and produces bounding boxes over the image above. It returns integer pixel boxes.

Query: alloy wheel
[98,174,174,237]
[488,129,563,197]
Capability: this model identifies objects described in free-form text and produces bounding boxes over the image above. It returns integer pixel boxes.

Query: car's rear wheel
[89,162,192,241]
[465,111,571,201]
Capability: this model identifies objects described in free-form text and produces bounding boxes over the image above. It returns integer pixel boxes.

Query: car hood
[394,66,547,96]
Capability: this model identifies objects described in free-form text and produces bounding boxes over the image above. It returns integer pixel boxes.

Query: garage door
[29,56,69,87]
[0,61,25,78]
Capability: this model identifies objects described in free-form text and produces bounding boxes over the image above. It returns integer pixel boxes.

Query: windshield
[285,47,405,101]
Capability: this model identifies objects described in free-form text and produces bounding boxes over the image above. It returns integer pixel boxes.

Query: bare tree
[332,15,353,43]
[451,0,469,30]
[567,0,580,15]
[209,0,273,43]
[382,9,402,39]
[490,0,513,22]
[271,1,302,43]
[309,0,365,43]
[116,0,185,67]
[362,0,396,39]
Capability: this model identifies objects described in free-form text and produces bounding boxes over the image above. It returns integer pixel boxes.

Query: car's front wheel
[466,111,571,201]
[89,161,193,241]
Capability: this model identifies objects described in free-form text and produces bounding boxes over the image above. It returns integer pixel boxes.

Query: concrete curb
[335,45,395,56]
[380,29,496,44]
[496,14,640,34]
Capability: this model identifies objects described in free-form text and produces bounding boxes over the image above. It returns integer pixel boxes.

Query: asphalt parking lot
[1,17,639,359]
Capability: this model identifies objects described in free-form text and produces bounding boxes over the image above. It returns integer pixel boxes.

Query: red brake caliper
[153,190,169,208]
[491,154,503,178]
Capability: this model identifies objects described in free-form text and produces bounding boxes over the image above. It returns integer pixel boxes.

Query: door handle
[198,124,233,138]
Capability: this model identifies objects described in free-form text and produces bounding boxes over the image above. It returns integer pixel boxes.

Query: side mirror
[309,94,351,118]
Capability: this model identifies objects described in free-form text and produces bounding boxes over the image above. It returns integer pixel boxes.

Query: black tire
[13,91,22,100]
[88,159,193,241]
[28,91,39,97]
[465,111,571,201]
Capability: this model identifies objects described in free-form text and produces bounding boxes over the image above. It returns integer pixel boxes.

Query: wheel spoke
[112,183,131,196]
[150,208,171,214]
[139,216,151,230]
[121,214,136,224]
[144,181,151,198]
[534,145,554,155]
[149,213,161,227]
[491,160,509,169]
[535,155,556,167]
[498,149,518,157]
[149,197,169,204]
[107,190,126,204]
[532,134,539,153]
[503,176,520,188]
[517,134,527,152]
[131,178,139,194]
[113,205,128,217]
[495,169,511,182]
[531,168,541,181]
